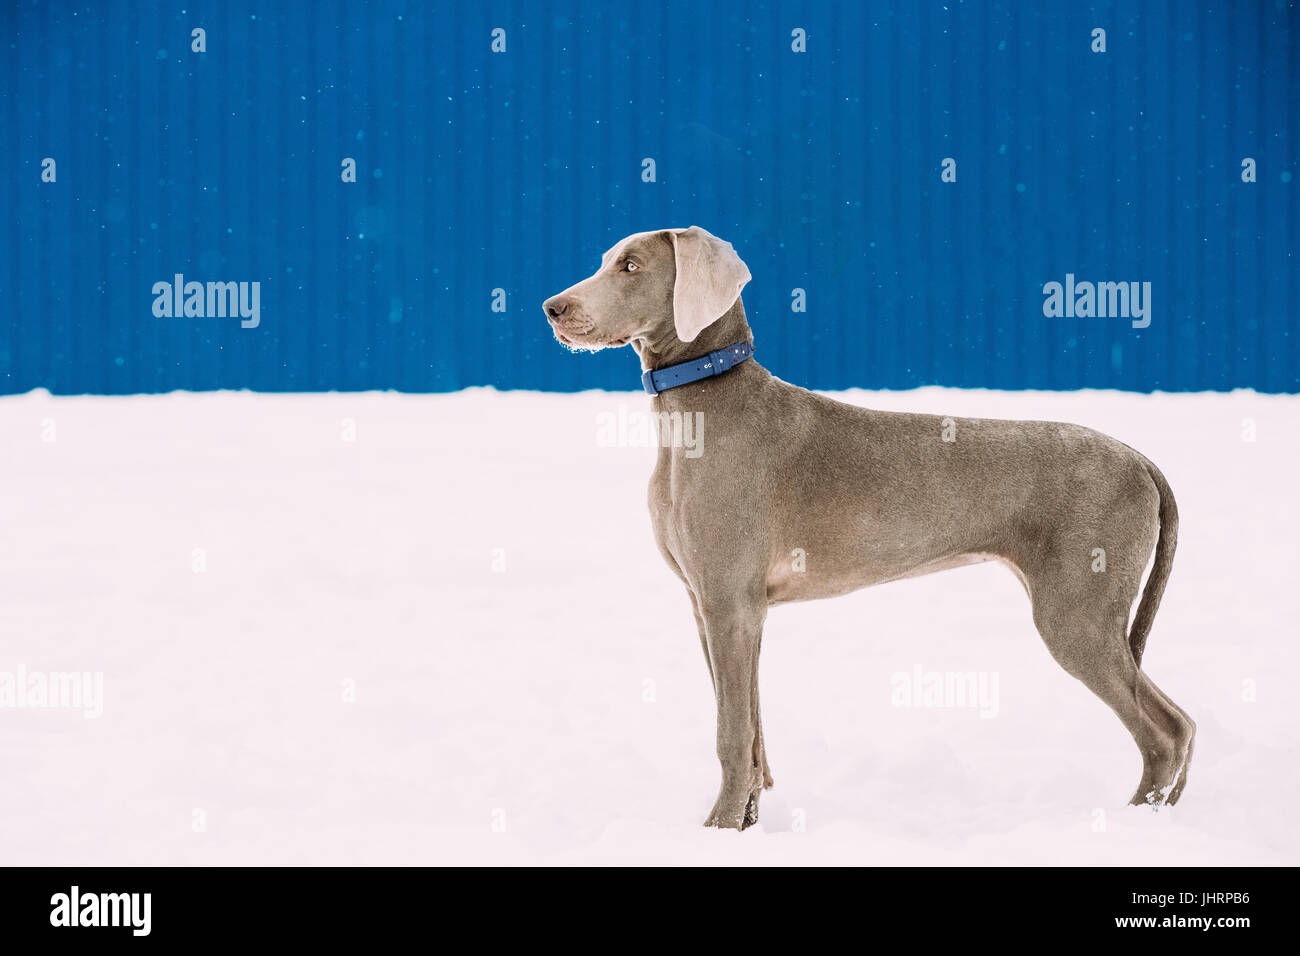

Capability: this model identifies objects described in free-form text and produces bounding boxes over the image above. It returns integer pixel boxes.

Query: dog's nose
[544,295,570,319]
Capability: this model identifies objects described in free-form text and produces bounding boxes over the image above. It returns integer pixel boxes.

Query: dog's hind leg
[1029,589,1195,807]
[1137,670,1196,804]
[1016,453,1194,806]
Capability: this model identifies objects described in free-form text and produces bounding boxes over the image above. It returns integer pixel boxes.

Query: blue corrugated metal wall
[1,0,1296,394]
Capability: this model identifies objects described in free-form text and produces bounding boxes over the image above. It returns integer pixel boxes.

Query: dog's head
[542,226,751,351]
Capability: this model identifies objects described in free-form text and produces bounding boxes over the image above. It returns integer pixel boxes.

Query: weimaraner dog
[543,226,1195,830]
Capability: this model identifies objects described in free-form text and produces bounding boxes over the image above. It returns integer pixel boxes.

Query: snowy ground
[0,385,1296,866]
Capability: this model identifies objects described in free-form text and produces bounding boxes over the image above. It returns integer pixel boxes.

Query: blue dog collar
[641,341,755,396]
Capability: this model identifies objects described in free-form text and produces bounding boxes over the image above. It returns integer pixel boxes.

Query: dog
[543,226,1194,830]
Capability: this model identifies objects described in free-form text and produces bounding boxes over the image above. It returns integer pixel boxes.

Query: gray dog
[543,226,1195,830]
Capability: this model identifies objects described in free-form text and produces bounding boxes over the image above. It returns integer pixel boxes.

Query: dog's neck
[632,298,754,373]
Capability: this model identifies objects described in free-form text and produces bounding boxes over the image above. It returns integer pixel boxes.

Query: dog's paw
[743,793,760,828]
[704,786,761,830]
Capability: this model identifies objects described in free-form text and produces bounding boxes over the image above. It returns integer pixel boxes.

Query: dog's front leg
[700,599,767,830]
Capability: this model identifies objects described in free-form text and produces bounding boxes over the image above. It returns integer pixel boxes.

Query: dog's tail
[1128,460,1178,668]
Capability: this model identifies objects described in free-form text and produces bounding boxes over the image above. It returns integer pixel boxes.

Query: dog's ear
[669,226,751,343]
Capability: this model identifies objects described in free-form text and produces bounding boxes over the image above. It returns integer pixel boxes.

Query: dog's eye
[624,261,638,272]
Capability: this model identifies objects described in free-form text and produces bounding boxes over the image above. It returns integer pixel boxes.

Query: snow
[0,385,1295,865]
